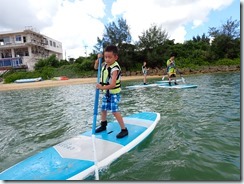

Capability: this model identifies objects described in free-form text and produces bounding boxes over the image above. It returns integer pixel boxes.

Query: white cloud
[0,0,105,59]
[41,0,105,59]
[111,0,234,43]
[0,0,235,58]
[170,26,187,43]
[0,0,53,30]
[28,0,60,22]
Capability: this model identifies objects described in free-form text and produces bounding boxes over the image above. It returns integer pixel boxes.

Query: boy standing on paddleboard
[167,53,178,86]
[142,61,149,85]
[95,45,128,138]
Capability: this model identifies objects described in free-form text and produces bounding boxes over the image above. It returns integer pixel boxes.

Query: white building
[0,27,63,71]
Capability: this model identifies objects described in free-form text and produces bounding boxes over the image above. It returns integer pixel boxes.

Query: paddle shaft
[91,56,102,180]
[176,68,186,83]
[92,57,102,134]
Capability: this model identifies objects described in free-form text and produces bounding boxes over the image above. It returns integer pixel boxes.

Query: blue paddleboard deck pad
[0,112,160,180]
[158,84,197,89]
[125,83,158,89]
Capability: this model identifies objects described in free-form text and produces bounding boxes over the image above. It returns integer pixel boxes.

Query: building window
[0,39,3,45]
[0,37,10,45]
[16,35,22,42]
[4,37,10,43]
[49,40,52,46]
[53,42,56,47]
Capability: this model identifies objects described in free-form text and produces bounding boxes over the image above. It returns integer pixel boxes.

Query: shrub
[38,66,55,79]
[4,71,41,83]
[214,58,240,66]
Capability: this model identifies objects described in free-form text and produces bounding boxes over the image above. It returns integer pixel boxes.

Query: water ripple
[0,72,240,180]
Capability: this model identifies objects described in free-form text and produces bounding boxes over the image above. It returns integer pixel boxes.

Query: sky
[0,0,241,59]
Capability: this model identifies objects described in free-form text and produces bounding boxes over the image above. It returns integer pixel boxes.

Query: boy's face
[104,51,118,65]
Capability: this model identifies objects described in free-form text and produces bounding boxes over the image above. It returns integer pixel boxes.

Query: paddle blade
[182,77,186,83]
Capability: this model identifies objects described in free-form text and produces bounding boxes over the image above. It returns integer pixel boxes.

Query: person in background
[142,61,149,85]
[95,45,128,139]
[166,53,178,86]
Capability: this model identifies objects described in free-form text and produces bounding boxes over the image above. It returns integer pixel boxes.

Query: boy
[142,61,149,85]
[95,45,128,139]
[166,53,178,86]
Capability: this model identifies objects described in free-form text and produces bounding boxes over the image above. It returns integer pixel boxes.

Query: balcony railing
[0,57,25,68]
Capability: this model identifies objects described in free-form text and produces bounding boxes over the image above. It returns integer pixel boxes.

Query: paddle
[92,53,102,180]
[162,64,185,83]
[176,68,186,83]
[181,76,186,83]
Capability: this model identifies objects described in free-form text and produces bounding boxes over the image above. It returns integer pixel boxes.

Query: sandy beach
[0,75,161,92]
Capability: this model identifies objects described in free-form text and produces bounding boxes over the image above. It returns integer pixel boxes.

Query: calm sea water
[0,72,240,181]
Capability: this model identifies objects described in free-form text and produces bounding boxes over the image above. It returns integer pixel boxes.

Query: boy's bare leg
[168,74,172,85]
[174,77,178,84]
[113,112,125,129]
[143,75,147,84]
[101,110,107,122]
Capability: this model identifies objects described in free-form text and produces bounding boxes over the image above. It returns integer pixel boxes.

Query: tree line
[94,17,240,70]
[3,17,240,83]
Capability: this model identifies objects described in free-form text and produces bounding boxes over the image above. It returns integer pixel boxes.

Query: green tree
[209,17,240,39]
[118,43,137,71]
[75,56,87,64]
[94,18,132,52]
[137,24,169,50]
[210,34,240,59]
[208,17,240,60]
[136,24,169,68]
[59,59,70,67]
[180,34,211,64]
[34,54,59,70]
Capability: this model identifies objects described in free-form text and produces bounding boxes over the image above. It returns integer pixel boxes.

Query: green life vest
[101,61,121,94]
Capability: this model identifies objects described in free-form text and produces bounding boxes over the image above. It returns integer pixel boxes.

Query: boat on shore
[15,77,42,83]
[52,76,69,80]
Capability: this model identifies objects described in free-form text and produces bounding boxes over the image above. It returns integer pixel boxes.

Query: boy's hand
[97,53,103,58]
[96,83,103,90]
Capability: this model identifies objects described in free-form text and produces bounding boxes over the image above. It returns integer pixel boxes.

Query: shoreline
[0,67,240,92]
[0,75,161,92]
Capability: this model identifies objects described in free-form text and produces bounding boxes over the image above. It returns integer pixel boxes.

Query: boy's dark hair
[170,52,177,57]
[105,45,118,55]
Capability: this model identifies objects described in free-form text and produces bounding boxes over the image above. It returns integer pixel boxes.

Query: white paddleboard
[15,77,42,83]
[125,83,158,89]
[0,112,160,180]
[158,84,197,89]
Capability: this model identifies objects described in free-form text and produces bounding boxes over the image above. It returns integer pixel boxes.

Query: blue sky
[184,0,240,40]
[0,0,241,58]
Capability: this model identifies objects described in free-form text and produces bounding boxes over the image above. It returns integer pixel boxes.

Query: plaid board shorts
[101,93,121,112]
[168,73,176,78]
